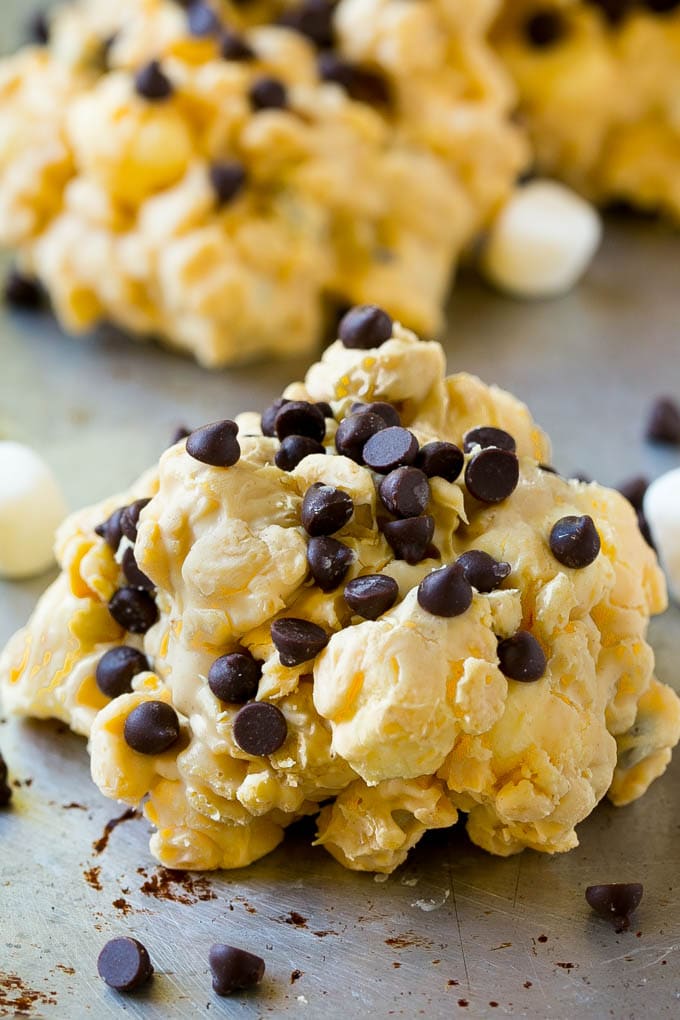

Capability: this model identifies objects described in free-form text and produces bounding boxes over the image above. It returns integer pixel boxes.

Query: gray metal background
[1,4,680,1018]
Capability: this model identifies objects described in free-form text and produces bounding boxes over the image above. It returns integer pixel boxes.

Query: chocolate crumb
[448,980,459,986]
[0,973,57,1014]
[458,1000,469,1008]
[290,970,303,984]
[112,898,133,915]
[556,962,575,970]
[83,866,102,891]
[523,981,533,988]
[55,965,75,976]
[92,807,139,854]
[62,802,87,810]
[537,935,548,943]
[139,868,216,904]
[284,911,308,928]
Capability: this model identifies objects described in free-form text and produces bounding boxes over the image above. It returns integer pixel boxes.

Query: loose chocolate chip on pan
[338,304,392,349]
[275,435,325,471]
[549,515,601,568]
[417,563,473,618]
[465,448,519,503]
[120,499,152,542]
[352,401,401,427]
[121,547,155,590]
[96,647,150,699]
[415,441,464,483]
[261,398,290,437]
[275,401,326,442]
[233,702,288,756]
[220,30,255,61]
[277,0,335,48]
[4,269,43,310]
[497,631,546,682]
[335,412,386,463]
[379,467,430,518]
[0,751,11,807]
[344,574,399,620]
[383,515,434,564]
[209,944,265,996]
[108,587,159,634]
[124,701,180,755]
[307,536,354,591]
[616,475,649,511]
[463,426,517,454]
[456,550,511,593]
[318,53,390,105]
[95,507,125,551]
[301,484,354,536]
[209,161,247,206]
[249,76,288,111]
[363,427,419,474]
[187,2,221,36]
[271,618,329,666]
[97,937,154,991]
[186,420,240,467]
[524,9,567,46]
[646,396,680,445]
[135,60,174,101]
[208,652,262,704]
[585,883,643,930]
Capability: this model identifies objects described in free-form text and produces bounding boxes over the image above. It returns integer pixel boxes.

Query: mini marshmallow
[0,442,68,580]
[482,180,602,298]
[644,468,680,603]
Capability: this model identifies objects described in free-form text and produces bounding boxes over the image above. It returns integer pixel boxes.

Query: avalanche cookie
[2,311,679,872]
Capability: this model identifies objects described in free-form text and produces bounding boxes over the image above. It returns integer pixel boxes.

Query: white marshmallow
[644,468,680,603]
[481,180,602,298]
[0,442,68,580]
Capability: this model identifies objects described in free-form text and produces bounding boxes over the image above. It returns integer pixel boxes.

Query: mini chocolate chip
[363,427,419,474]
[220,29,255,60]
[301,483,353,536]
[585,883,643,930]
[27,11,50,45]
[646,396,680,445]
[170,424,192,446]
[549,515,601,568]
[335,412,386,462]
[233,702,288,756]
[261,397,290,437]
[307,536,353,591]
[96,647,150,699]
[275,435,325,471]
[208,651,262,703]
[187,420,240,466]
[120,499,151,542]
[344,574,398,619]
[457,550,511,593]
[417,563,473,618]
[134,60,173,101]
[271,618,329,666]
[465,448,519,503]
[315,401,334,419]
[275,401,326,443]
[352,401,401,427]
[209,944,265,996]
[209,161,246,206]
[338,304,393,349]
[121,547,155,590]
[95,507,125,551]
[124,700,180,754]
[415,441,464,483]
[318,53,390,105]
[97,937,154,992]
[249,76,288,111]
[109,587,159,634]
[497,631,546,682]
[463,427,517,454]
[379,466,429,518]
[277,0,335,47]
[383,515,434,564]
[0,751,11,807]
[616,475,649,511]
[524,9,567,47]
[4,269,43,309]
[187,2,221,36]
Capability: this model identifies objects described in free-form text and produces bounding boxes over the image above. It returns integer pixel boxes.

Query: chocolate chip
[585,883,643,930]
[344,574,398,619]
[170,424,192,446]
[209,161,246,206]
[27,11,50,45]
[209,943,265,996]
[134,60,173,101]
[549,515,601,568]
[187,420,240,466]
[275,401,326,442]
[338,304,393,349]
[4,269,43,309]
[352,401,401,427]
[616,475,649,511]
[524,9,567,46]
[456,550,511,593]
[249,76,288,111]
[120,499,151,543]
[277,0,335,48]
[233,702,287,756]
[301,483,354,536]
[318,53,390,105]
[121,547,155,590]
[307,536,353,591]
[0,751,11,807]
[646,396,680,445]
[271,618,329,666]
[379,467,429,518]
[108,587,159,634]
[96,647,150,699]
[463,427,516,454]
[95,507,125,551]
[585,0,634,25]
[415,441,464,483]
[383,515,434,564]
[97,937,154,991]
[417,563,473,618]
[124,700,180,754]
[335,412,386,463]
[208,651,262,703]
[642,0,680,11]
[497,631,546,682]
[316,401,334,419]
[220,29,255,60]
[261,397,290,437]
[187,2,221,36]
[275,435,325,471]
[363,427,419,474]
[465,448,519,503]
